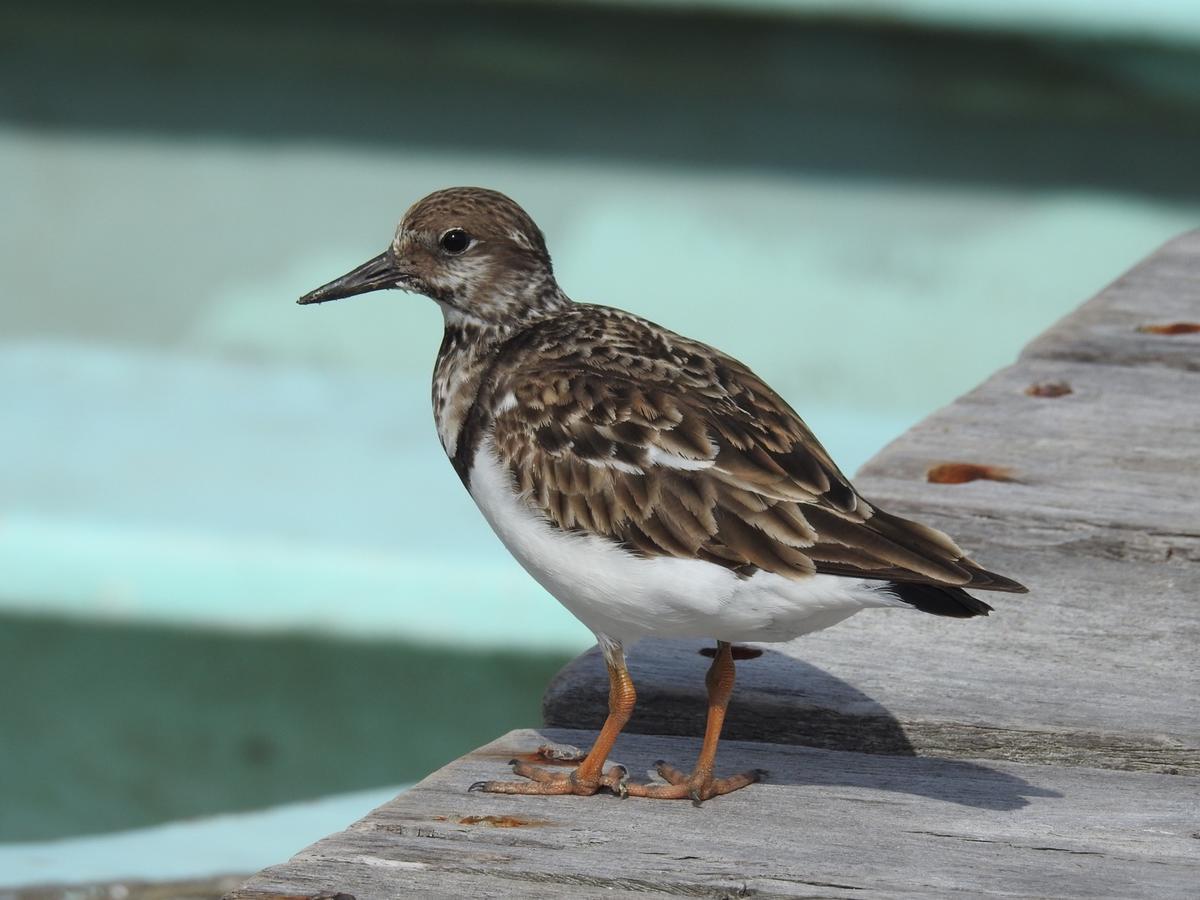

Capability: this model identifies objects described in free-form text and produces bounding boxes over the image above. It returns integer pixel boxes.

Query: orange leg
[470,646,636,796]
[625,640,763,804]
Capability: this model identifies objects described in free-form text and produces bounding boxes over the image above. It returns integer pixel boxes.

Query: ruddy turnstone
[299,187,1027,803]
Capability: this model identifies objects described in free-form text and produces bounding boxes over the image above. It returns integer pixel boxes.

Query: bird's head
[298,187,567,325]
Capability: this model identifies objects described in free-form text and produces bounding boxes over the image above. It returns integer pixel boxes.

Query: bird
[298,187,1027,803]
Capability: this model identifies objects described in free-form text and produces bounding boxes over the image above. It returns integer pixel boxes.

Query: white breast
[466,435,903,645]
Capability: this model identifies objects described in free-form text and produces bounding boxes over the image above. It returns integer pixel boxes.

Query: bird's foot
[469,756,630,797]
[623,760,765,805]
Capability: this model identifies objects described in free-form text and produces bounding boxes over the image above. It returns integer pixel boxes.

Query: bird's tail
[884,581,994,618]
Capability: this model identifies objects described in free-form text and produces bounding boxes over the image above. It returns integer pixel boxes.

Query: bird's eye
[439,229,472,255]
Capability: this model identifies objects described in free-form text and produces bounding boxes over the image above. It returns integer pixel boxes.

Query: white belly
[466,437,901,645]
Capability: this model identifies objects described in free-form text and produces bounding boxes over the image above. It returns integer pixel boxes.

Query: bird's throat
[431,319,509,461]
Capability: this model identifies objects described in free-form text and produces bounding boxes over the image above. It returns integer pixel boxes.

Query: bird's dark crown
[399,187,549,260]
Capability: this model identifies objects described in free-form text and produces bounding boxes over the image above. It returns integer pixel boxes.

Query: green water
[0,613,570,842]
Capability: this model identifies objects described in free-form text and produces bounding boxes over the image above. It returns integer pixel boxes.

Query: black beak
[297,251,408,305]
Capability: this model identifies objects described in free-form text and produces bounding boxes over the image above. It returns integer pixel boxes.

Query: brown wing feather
[486,308,1026,594]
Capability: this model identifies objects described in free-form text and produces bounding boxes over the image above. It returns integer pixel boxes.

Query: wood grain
[1022,229,1200,371]
[225,728,1200,900]
[855,359,1200,541]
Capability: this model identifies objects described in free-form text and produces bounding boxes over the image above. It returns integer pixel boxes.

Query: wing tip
[967,567,1029,594]
[885,581,994,618]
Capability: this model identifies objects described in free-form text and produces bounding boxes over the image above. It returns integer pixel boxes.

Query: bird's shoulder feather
[480,305,1024,593]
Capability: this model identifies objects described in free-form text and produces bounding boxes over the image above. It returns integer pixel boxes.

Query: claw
[468,781,488,792]
[615,773,630,800]
[602,764,629,799]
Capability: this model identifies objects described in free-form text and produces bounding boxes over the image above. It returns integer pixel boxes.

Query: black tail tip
[887,582,994,618]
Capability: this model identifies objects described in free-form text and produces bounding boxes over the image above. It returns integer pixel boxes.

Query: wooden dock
[226,234,1200,899]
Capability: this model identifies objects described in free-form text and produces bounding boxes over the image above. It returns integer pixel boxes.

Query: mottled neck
[431,292,569,459]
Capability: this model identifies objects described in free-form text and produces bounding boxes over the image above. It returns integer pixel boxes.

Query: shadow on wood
[541,644,1061,811]
[547,640,924,754]
[519,728,1061,814]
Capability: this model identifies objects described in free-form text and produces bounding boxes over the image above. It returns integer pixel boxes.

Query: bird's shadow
[542,640,1062,813]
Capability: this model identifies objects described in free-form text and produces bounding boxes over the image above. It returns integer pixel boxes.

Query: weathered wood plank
[854,358,1200,542]
[1022,230,1200,370]
[225,728,1200,900]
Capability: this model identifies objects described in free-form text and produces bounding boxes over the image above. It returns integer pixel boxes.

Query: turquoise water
[0,783,403,888]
